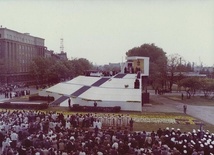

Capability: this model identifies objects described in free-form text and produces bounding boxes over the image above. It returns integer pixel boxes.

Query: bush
[70,105,121,113]
[73,104,80,108]
[113,106,121,112]
[0,102,48,110]
[29,95,54,101]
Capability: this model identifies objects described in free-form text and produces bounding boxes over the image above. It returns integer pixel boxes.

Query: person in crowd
[181,93,184,100]
[183,104,187,114]
[129,118,134,131]
[94,101,97,107]
[0,110,213,154]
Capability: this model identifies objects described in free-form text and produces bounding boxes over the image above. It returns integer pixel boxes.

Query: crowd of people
[0,110,213,155]
[0,85,30,99]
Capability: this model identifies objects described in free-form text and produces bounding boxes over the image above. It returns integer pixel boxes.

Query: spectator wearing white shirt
[65,120,71,129]
[10,130,18,148]
[2,136,11,153]
[79,148,86,155]
[97,150,104,155]
[112,141,119,150]
[97,120,102,129]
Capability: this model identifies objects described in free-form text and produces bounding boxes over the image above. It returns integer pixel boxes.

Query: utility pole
[60,38,64,53]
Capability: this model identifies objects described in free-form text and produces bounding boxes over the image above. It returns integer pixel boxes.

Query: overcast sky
[1,0,214,66]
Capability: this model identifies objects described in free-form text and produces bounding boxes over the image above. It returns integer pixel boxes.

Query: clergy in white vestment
[107,115,111,126]
[93,120,97,128]
[103,115,108,126]
[65,120,71,129]
[124,114,130,126]
[97,120,102,129]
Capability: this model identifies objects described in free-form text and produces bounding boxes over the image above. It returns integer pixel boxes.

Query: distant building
[44,49,68,60]
[0,27,68,85]
[109,62,120,68]
[194,66,214,73]
[175,72,207,78]
[44,50,54,58]
[56,52,68,60]
[0,27,46,84]
[193,66,214,78]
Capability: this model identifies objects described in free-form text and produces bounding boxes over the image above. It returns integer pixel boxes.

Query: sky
[1,0,214,66]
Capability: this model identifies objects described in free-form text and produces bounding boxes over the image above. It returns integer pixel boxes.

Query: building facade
[0,27,46,85]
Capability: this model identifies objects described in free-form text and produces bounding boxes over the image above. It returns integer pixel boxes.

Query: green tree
[62,60,75,79]
[180,77,202,98]
[29,56,93,85]
[167,54,185,91]
[70,58,93,77]
[29,56,50,84]
[200,79,214,98]
[47,61,69,83]
[126,43,167,89]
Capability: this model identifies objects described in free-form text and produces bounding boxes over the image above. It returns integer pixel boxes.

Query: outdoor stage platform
[39,56,150,112]
[39,74,142,111]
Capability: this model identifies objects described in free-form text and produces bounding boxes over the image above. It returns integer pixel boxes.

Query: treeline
[29,57,93,85]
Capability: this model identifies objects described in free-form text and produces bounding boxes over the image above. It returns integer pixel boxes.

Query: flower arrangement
[132,113,197,125]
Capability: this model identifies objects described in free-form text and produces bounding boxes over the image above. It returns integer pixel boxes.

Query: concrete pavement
[144,94,214,125]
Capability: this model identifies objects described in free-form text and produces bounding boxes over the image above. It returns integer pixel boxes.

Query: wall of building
[0,28,44,46]
[0,28,46,84]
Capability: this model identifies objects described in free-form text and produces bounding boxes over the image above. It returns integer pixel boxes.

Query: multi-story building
[0,27,46,85]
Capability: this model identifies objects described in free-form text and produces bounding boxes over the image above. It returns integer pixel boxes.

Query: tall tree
[180,77,203,98]
[200,78,214,98]
[167,54,185,91]
[70,58,93,77]
[29,56,51,84]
